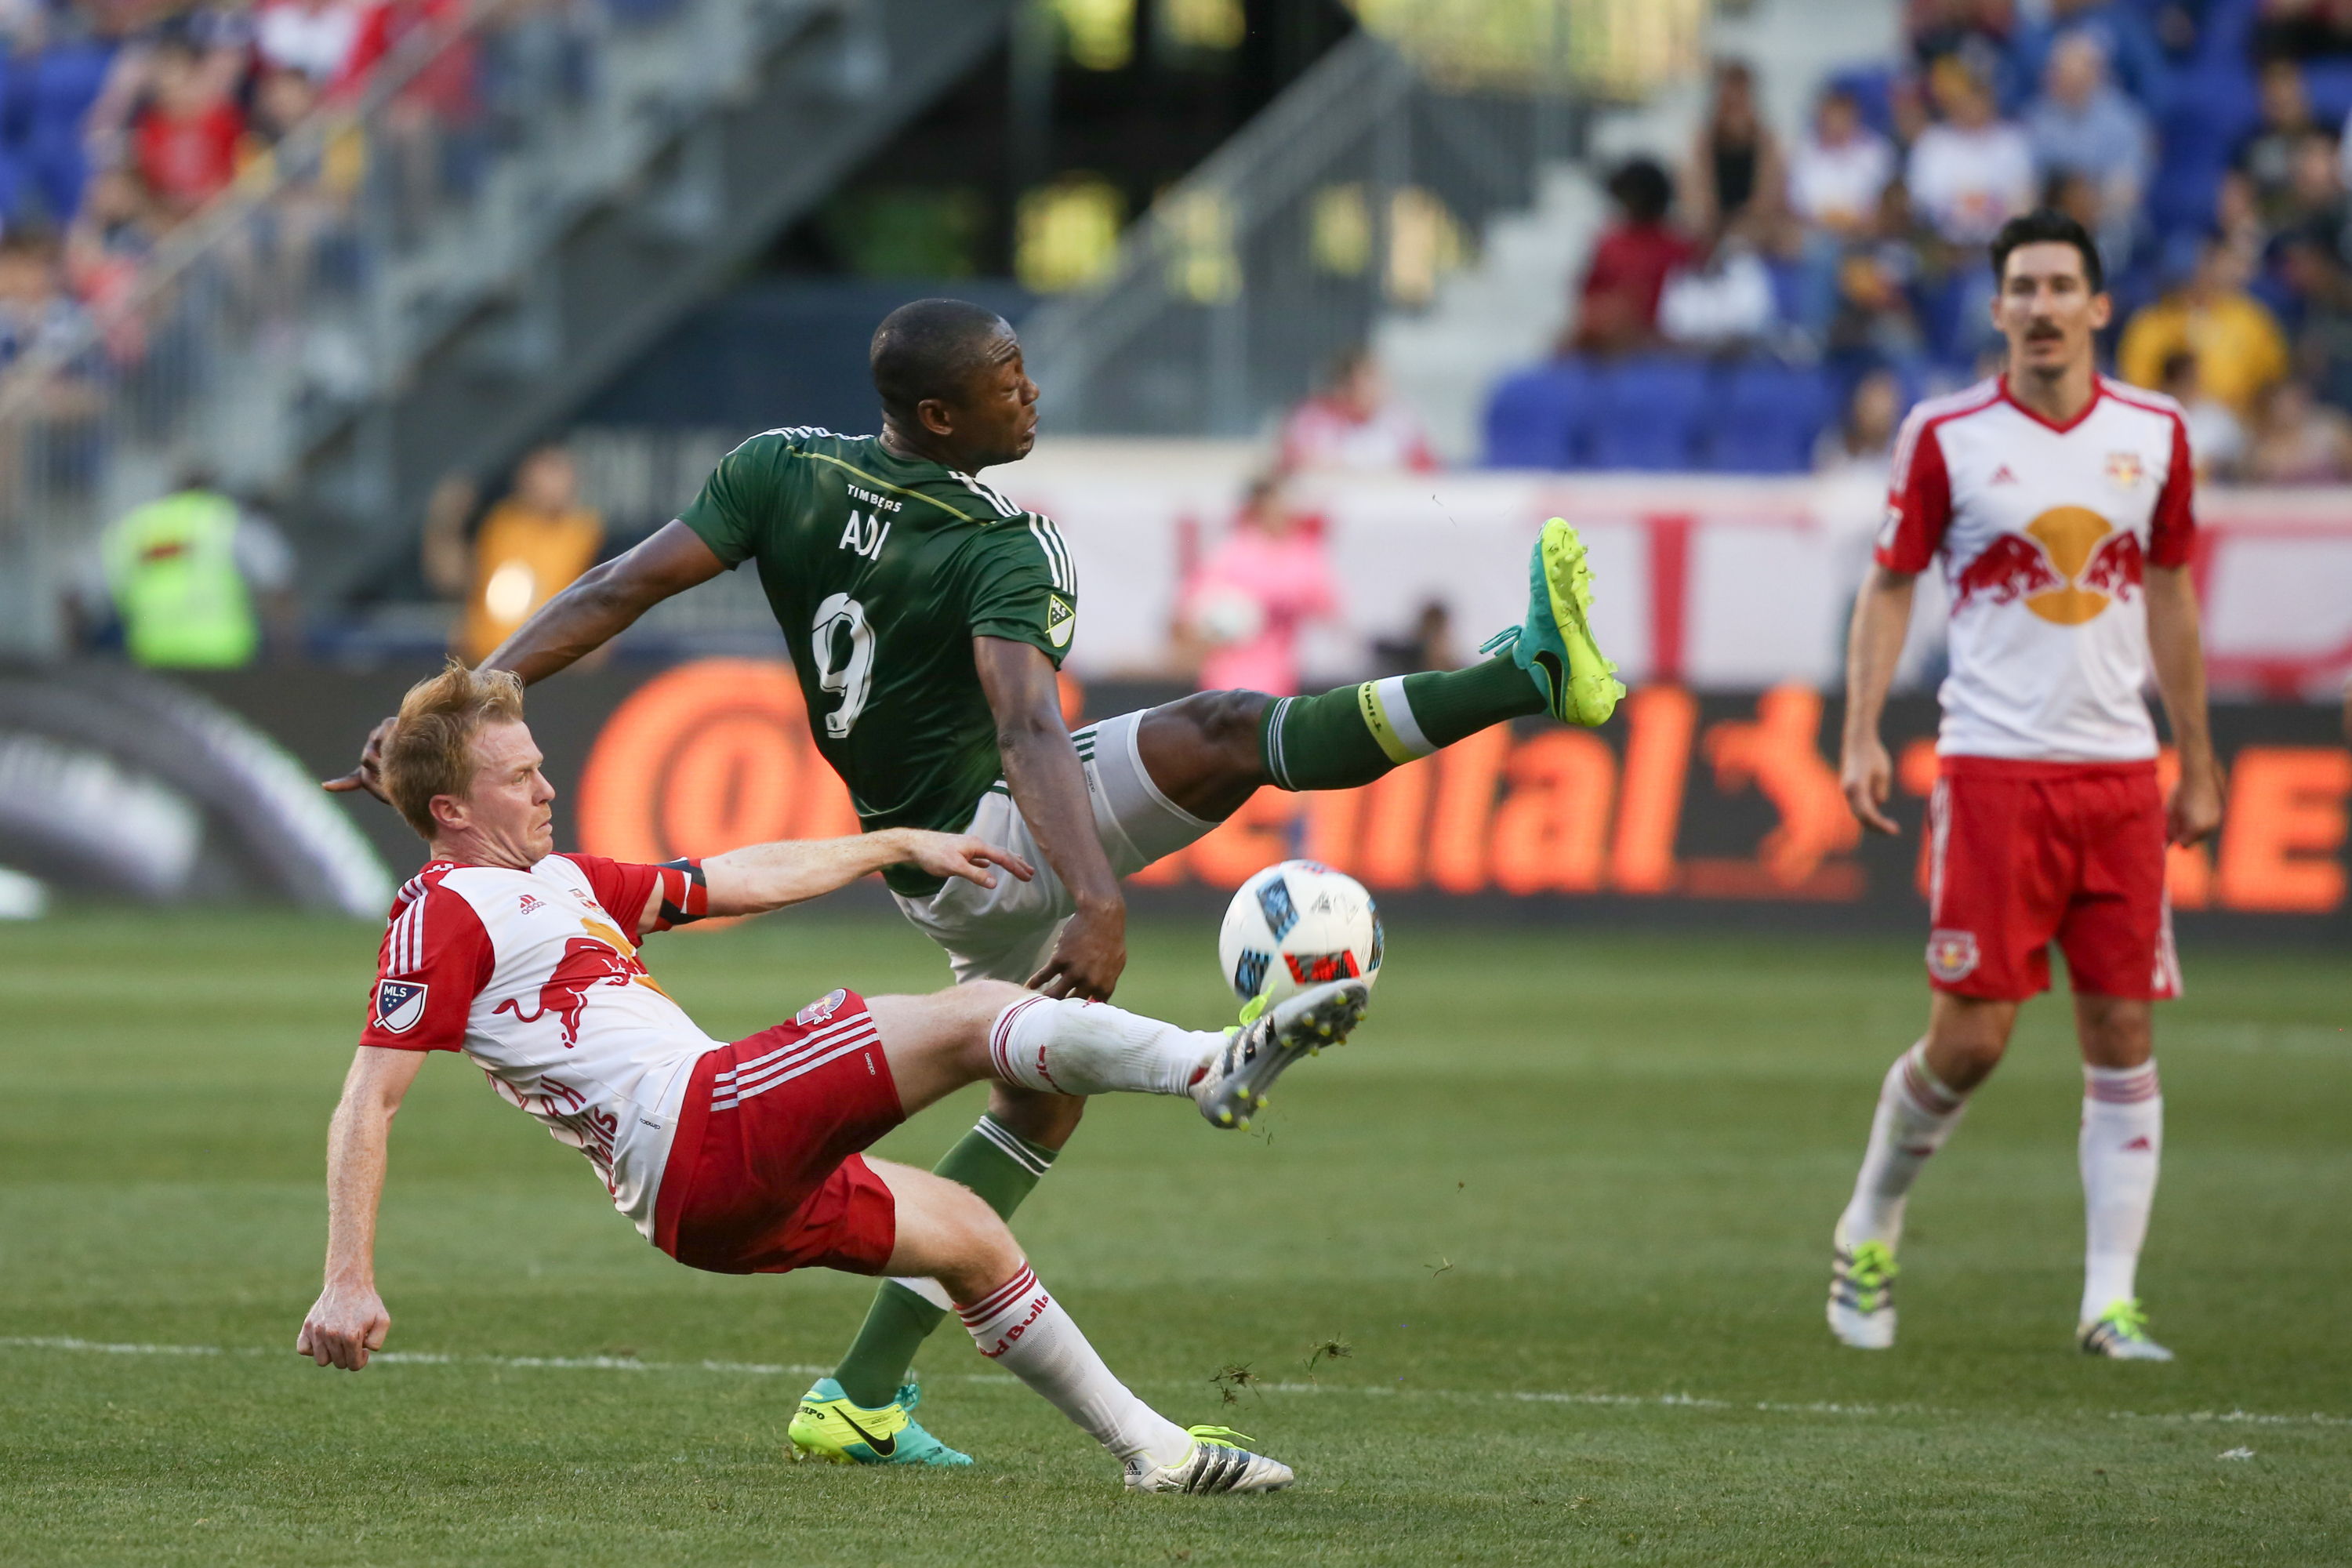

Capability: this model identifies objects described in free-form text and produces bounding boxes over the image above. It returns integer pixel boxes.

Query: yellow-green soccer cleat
[788,1377,972,1467]
[1125,1425,1296,1494]
[1480,517,1624,726]
[2079,1299,2175,1362]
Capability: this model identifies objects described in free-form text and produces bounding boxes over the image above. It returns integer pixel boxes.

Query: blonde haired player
[297,661,1367,1490]
[1832,209,2223,1359]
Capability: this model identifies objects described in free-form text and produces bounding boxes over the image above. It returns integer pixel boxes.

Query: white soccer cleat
[1828,1225,1900,1350]
[1192,978,1369,1131]
[1126,1426,1295,1494]
[2080,1299,2175,1361]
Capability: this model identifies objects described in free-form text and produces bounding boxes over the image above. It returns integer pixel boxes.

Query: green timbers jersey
[677,427,1078,896]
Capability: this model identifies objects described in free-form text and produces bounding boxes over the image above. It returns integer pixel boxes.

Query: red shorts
[1924,757,2180,1002]
[652,989,905,1276]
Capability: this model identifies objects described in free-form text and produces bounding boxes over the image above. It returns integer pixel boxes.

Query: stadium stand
[1477,0,2352,480]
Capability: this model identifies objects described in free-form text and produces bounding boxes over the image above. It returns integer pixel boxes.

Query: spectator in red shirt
[1571,157,1697,353]
[1278,347,1437,472]
[134,40,246,217]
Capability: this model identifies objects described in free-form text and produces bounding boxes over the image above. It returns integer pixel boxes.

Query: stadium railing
[0,0,863,661]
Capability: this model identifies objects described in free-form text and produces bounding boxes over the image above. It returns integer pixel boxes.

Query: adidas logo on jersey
[517,894,546,916]
[1990,464,2018,485]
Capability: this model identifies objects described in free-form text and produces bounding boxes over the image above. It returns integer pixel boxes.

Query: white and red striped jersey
[1876,375,2195,760]
[361,854,713,1239]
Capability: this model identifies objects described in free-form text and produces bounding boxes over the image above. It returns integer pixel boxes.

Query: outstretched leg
[1136,517,1623,818]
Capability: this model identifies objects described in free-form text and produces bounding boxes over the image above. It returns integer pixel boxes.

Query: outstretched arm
[692,829,1033,924]
[324,522,728,801]
[297,1046,424,1370]
[975,636,1126,1000]
[2145,564,2222,847]
[1839,564,1918,836]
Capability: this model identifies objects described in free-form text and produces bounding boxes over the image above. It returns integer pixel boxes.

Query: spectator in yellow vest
[94,474,297,667]
[425,445,604,666]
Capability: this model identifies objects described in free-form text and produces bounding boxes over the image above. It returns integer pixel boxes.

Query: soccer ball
[1218,860,1382,1004]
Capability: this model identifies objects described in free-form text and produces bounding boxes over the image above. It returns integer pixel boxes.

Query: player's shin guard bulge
[987,996,1224,1098]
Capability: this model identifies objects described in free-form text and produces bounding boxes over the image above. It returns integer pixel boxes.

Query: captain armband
[655,858,710,928]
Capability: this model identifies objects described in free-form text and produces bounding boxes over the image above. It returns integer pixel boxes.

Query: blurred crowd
[1495,0,2352,484]
[0,0,619,386]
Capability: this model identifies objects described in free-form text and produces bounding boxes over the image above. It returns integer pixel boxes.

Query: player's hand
[1029,901,1126,1001]
[296,1281,390,1370]
[901,831,1034,890]
[2165,757,2224,848]
[322,716,397,804]
[1839,734,1900,836]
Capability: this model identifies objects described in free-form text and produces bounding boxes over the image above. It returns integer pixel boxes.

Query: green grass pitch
[1,906,2346,1566]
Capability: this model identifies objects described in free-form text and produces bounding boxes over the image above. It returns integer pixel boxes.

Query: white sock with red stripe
[956,1262,1192,1469]
[1838,1040,1973,1248]
[2079,1061,2163,1323]
[987,996,1220,1098]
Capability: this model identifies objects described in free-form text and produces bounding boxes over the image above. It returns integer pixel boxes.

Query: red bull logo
[1954,507,2140,626]
[495,935,645,1049]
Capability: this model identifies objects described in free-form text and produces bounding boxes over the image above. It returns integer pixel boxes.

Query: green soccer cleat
[1192,979,1369,1131]
[2079,1299,2175,1362]
[788,1377,973,1467]
[1480,517,1624,727]
[1125,1425,1296,1494]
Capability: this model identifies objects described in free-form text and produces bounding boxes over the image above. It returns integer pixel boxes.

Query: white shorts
[891,710,1219,984]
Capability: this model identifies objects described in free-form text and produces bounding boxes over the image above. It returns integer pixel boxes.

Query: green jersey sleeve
[677,431,800,566]
[964,514,1078,666]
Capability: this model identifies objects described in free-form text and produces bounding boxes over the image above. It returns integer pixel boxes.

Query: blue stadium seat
[20,38,112,223]
[1706,360,1833,474]
[1483,361,1592,469]
[1586,355,1708,470]
[2303,60,2352,125]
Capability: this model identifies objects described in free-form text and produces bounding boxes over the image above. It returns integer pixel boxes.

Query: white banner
[993,441,2352,699]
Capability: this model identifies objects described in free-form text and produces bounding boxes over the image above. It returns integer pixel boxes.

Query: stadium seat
[1585,355,1708,471]
[1483,361,1593,470]
[19,38,114,224]
[1706,360,1832,474]
[2302,60,2352,125]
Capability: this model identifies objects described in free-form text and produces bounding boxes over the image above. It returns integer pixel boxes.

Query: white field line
[5,1334,2347,1432]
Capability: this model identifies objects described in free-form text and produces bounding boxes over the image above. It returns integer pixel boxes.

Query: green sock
[829,1112,1059,1408]
[1257,658,1541,792]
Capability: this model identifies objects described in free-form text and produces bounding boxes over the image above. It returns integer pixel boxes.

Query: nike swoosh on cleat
[1532,650,1565,710]
[832,1408,896,1457]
